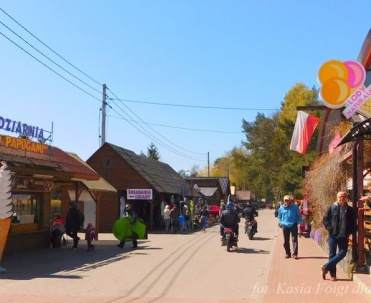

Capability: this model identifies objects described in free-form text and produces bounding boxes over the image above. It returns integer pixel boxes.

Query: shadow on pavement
[1,240,150,281]
[246,236,272,241]
[235,247,270,254]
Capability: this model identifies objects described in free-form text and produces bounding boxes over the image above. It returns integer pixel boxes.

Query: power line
[0,19,102,95]
[0,8,230,163]
[0,15,206,160]
[112,97,282,111]
[0,7,102,87]
[107,114,242,134]
[0,30,101,102]
[105,96,206,161]
[107,88,206,158]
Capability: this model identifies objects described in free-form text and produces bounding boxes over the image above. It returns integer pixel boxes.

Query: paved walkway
[262,229,371,303]
[0,228,371,302]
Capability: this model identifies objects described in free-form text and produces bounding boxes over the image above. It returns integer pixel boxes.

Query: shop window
[51,192,62,218]
[104,158,111,168]
[12,193,42,225]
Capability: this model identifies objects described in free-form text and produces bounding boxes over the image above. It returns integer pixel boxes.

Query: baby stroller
[50,214,66,248]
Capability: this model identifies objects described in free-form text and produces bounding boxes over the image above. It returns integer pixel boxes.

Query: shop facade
[0,129,105,253]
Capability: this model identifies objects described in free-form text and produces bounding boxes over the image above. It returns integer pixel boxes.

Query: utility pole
[101,84,107,146]
[207,152,210,177]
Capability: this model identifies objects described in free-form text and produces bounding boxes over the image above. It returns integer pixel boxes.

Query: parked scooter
[222,227,238,252]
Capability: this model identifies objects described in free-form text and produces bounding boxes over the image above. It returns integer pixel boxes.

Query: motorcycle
[222,227,238,252]
[245,218,257,240]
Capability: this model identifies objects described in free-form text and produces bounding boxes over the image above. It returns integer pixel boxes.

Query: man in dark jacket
[169,204,180,233]
[322,191,355,281]
[242,202,258,233]
[220,201,240,244]
[65,202,84,249]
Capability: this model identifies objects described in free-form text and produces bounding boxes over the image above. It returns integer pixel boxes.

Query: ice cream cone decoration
[0,161,13,272]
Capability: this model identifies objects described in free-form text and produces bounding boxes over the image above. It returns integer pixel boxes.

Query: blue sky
[1,1,371,173]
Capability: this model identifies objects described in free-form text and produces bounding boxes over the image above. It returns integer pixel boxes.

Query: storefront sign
[0,135,49,154]
[12,177,54,191]
[0,115,45,141]
[318,60,371,118]
[127,189,153,200]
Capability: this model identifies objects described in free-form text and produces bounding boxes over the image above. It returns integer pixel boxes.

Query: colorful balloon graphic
[318,60,366,109]
[344,61,365,88]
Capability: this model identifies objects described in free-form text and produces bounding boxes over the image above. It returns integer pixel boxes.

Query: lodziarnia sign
[0,115,46,141]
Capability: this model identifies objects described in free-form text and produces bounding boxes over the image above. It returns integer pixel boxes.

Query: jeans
[324,236,348,277]
[282,224,298,256]
[164,219,170,232]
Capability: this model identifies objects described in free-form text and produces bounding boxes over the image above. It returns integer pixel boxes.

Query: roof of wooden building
[108,143,188,195]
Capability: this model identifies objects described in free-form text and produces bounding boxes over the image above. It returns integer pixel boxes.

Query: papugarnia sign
[127,189,153,200]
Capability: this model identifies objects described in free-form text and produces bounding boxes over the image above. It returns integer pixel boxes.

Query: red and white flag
[290,111,320,154]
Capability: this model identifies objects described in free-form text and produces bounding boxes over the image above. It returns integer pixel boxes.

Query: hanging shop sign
[127,189,153,200]
[0,135,49,154]
[0,115,45,141]
[318,60,371,118]
[12,177,54,191]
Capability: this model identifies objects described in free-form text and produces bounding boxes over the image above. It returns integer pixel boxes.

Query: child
[85,223,96,251]
[178,213,185,232]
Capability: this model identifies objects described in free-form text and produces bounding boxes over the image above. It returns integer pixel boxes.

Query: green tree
[147,142,160,160]
[230,83,321,201]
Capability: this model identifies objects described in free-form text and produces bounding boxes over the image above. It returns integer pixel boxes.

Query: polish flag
[290,111,320,154]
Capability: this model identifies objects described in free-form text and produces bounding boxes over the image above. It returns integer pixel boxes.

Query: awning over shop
[336,117,371,147]
[67,152,116,202]
[68,177,117,201]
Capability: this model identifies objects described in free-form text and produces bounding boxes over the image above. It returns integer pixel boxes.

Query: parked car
[207,204,221,218]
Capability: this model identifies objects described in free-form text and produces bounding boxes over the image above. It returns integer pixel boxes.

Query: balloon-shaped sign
[318,59,371,118]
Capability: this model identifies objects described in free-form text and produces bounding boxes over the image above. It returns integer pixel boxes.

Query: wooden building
[0,134,113,253]
[186,177,230,205]
[86,142,191,232]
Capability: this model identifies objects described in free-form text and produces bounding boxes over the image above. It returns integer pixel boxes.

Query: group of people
[50,201,96,251]
[218,197,258,245]
[277,192,356,282]
[163,200,209,233]
[50,200,146,251]
[51,188,358,283]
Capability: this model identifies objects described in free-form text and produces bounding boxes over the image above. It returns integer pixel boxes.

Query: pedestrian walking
[117,202,139,249]
[199,205,209,231]
[85,223,96,251]
[169,204,180,233]
[163,205,171,232]
[278,195,302,259]
[65,202,84,249]
[322,191,355,281]
[184,210,191,230]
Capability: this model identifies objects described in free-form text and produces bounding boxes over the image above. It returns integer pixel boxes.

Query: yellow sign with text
[0,135,49,154]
